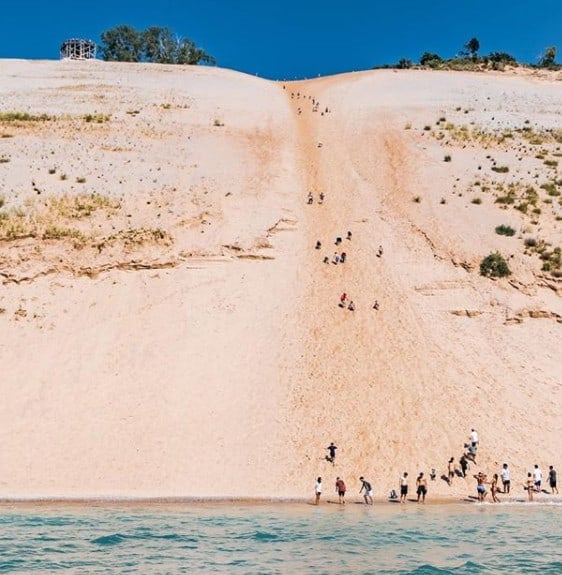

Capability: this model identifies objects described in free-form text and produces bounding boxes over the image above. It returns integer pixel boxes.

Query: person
[315,477,322,505]
[346,231,352,240]
[469,429,479,446]
[340,252,346,263]
[335,477,346,504]
[377,245,383,257]
[323,256,329,264]
[533,465,542,491]
[459,455,469,478]
[307,192,313,205]
[399,472,409,503]
[474,472,487,502]
[319,191,325,203]
[359,476,373,505]
[326,442,337,464]
[347,301,355,311]
[333,252,340,264]
[548,465,558,494]
[448,458,455,485]
[490,473,501,503]
[339,293,347,307]
[372,300,379,310]
[465,442,477,463]
[526,472,534,502]
[315,240,322,250]
[416,472,427,503]
[335,237,342,246]
[500,463,510,494]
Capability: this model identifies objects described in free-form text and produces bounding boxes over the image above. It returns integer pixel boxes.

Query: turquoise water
[0,502,560,574]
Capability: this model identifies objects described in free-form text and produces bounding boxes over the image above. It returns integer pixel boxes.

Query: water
[0,502,560,574]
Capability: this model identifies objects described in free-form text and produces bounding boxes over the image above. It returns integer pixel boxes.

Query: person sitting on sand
[348,301,355,311]
[359,476,374,505]
[333,252,340,264]
[319,192,325,203]
[377,245,383,257]
[307,192,313,204]
[335,477,346,505]
[335,237,342,246]
[315,240,322,250]
[373,300,379,311]
[339,293,347,307]
[416,472,427,503]
[323,256,329,264]
[474,472,487,502]
[347,231,352,240]
[340,252,347,263]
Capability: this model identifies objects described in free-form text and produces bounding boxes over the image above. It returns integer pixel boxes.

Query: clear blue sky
[0,0,560,79]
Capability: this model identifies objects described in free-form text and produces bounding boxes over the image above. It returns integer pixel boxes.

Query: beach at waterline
[1,502,560,574]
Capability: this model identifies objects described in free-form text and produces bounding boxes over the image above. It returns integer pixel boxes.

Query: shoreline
[0,494,559,508]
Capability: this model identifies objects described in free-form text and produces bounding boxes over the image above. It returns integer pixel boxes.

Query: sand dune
[0,60,560,500]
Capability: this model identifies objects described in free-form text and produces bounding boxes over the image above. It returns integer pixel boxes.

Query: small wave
[253,530,280,541]
[91,533,127,546]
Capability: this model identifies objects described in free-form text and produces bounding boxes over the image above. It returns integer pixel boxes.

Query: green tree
[420,52,443,67]
[99,25,143,62]
[396,58,413,69]
[463,37,480,60]
[538,46,557,68]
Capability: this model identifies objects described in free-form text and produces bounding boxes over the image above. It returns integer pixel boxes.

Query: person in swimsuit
[416,472,427,503]
[490,473,501,503]
[335,477,346,504]
[526,472,534,502]
[474,472,487,502]
[399,472,409,503]
[448,457,455,485]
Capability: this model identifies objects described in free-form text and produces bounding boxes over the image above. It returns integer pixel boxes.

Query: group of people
[317,433,558,506]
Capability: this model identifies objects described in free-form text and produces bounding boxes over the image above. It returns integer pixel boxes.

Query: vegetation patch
[495,225,516,236]
[480,252,511,278]
[0,112,53,123]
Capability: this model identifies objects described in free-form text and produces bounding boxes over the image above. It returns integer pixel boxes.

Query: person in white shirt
[533,465,542,490]
[500,463,511,494]
[469,429,479,445]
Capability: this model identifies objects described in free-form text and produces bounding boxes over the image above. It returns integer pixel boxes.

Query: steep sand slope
[0,61,560,500]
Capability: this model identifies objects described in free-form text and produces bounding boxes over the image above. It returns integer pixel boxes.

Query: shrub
[544,159,558,168]
[471,197,482,204]
[524,237,537,248]
[480,252,511,278]
[491,166,509,173]
[444,155,451,162]
[495,225,515,236]
[413,196,421,203]
[76,177,86,183]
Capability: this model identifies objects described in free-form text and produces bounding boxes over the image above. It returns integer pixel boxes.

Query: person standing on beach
[526,473,534,502]
[399,472,409,503]
[474,472,487,502]
[335,477,346,504]
[548,466,558,494]
[500,463,511,494]
[469,429,479,446]
[315,477,323,505]
[448,458,455,485]
[359,476,374,505]
[490,473,501,503]
[533,465,542,491]
[416,473,427,503]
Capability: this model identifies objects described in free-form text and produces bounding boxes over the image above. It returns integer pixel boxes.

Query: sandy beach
[0,60,560,502]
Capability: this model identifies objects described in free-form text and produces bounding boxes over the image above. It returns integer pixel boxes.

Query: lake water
[0,501,560,574]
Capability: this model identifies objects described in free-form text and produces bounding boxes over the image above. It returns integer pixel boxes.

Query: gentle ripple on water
[0,502,560,574]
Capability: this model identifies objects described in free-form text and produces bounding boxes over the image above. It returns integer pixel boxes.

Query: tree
[463,37,480,60]
[488,52,516,64]
[99,25,215,65]
[538,46,557,68]
[99,25,143,62]
[420,52,443,67]
[396,58,413,69]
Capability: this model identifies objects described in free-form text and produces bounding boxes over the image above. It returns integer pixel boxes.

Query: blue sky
[0,0,560,79]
